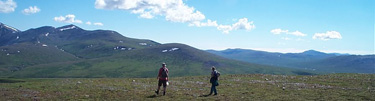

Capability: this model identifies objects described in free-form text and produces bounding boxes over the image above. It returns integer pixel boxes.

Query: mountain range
[0,23,316,78]
[207,49,374,73]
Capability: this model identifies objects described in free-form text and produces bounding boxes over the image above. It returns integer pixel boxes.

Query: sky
[0,0,374,55]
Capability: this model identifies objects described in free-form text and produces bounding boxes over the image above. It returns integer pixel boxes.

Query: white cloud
[86,21,104,26]
[95,0,205,23]
[86,21,92,25]
[281,37,291,40]
[93,22,104,26]
[0,0,16,13]
[288,31,306,36]
[271,28,306,36]
[313,31,342,40]
[217,25,232,34]
[95,0,255,34]
[232,18,255,30]
[216,18,255,34]
[54,14,83,24]
[139,12,153,19]
[271,28,288,34]
[22,6,40,15]
[190,19,218,27]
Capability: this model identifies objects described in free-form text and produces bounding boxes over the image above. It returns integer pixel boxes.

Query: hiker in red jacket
[155,63,169,95]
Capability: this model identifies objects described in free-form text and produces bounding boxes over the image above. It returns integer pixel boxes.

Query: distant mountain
[0,23,21,46]
[0,23,315,77]
[0,23,20,34]
[305,55,375,73]
[207,49,374,73]
[0,24,160,58]
[206,49,336,67]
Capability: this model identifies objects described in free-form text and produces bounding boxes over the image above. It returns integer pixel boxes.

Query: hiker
[209,66,220,95]
[155,63,169,95]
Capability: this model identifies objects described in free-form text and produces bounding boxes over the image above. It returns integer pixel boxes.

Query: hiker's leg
[162,80,167,95]
[213,85,217,95]
[213,81,217,95]
[209,83,214,95]
[156,80,161,94]
[157,80,162,91]
[163,86,166,95]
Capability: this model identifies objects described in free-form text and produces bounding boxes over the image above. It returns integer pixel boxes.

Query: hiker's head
[211,66,216,71]
[162,63,166,67]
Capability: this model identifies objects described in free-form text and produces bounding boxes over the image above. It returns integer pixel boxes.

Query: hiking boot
[214,93,218,96]
[163,92,166,96]
[155,90,159,95]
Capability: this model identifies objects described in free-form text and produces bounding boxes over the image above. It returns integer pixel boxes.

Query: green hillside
[302,55,375,73]
[0,23,316,78]
[7,43,315,78]
[207,49,375,73]
[0,43,79,74]
[1,74,374,100]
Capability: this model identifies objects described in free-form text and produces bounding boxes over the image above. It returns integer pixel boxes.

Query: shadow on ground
[0,79,25,83]
[146,95,161,98]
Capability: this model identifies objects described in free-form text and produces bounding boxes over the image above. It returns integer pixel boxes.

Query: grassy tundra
[1,73,374,100]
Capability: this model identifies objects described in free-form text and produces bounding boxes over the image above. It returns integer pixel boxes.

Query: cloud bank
[313,31,342,40]
[95,0,255,33]
[86,21,104,26]
[272,28,342,40]
[54,14,104,26]
[0,0,16,13]
[22,6,40,15]
[93,22,104,26]
[271,28,306,36]
[54,14,83,24]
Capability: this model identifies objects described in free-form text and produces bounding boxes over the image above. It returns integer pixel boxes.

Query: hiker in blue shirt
[209,66,220,95]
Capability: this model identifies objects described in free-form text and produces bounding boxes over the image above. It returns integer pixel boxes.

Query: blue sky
[0,0,374,54]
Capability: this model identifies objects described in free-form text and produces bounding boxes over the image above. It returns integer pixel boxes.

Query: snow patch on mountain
[2,24,20,33]
[139,43,147,46]
[59,26,76,31]
[170,48,179,51]
[45,33,49,37]
[162,48,180,53]
[87,45,93,48]
[114,46,132,50]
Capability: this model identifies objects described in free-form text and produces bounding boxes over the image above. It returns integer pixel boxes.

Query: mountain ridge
[0,23,316,77]
[206,48,375,73]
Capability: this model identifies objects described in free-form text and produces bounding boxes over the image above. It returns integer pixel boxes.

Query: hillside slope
[0,23,316,77]
[304,55,375,73]
[0,43,79,74]
[8,43,315,78]
[207,49,375,73]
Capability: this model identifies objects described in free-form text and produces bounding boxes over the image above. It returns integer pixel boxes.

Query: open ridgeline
[5,43,314,78]
[0,23,316,78]
[207,49,375,73]
[1,74,374,100]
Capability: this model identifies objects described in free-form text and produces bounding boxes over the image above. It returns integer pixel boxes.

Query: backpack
[161,68,168,78]
[213,70,220,80]
[214,71,220,77]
